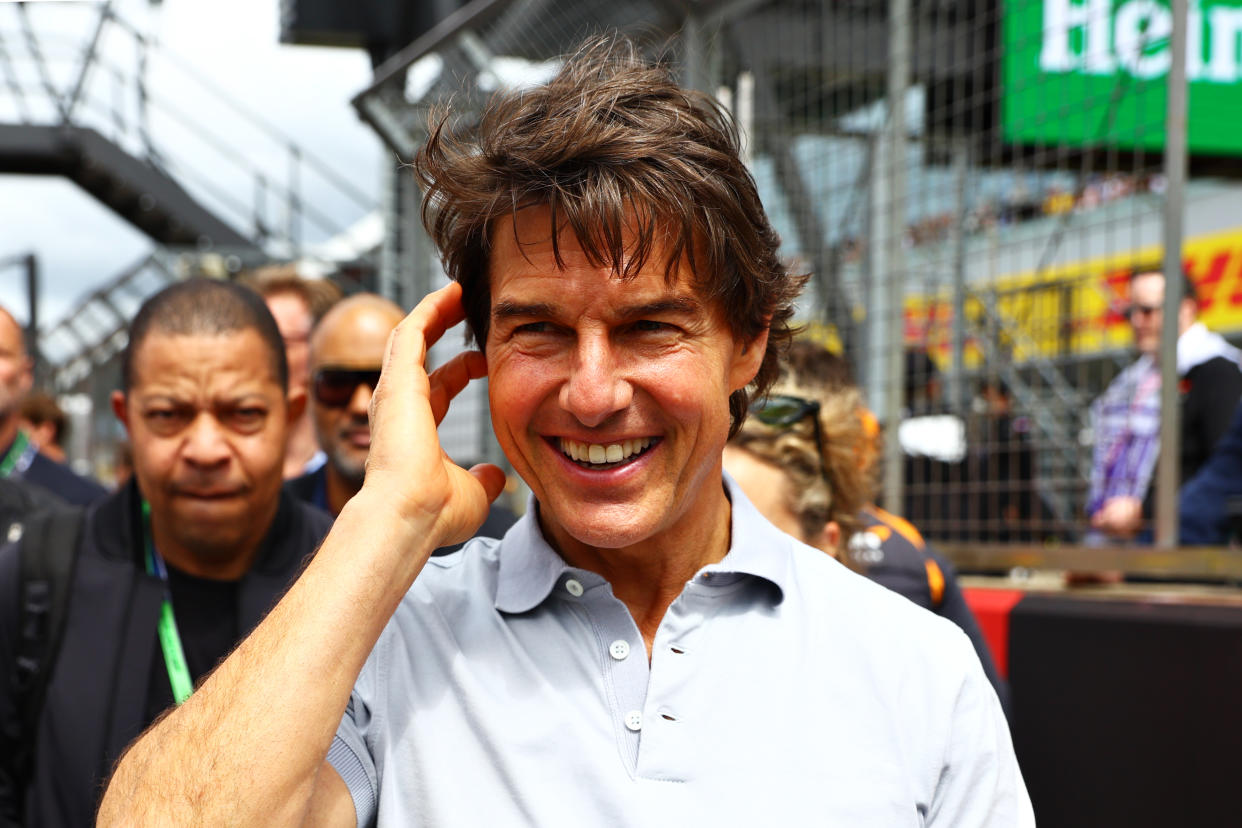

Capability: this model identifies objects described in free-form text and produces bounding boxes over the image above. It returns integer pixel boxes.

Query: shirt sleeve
[926,632,1035,828]
[326,685,379,828]
[925,545,1011,719]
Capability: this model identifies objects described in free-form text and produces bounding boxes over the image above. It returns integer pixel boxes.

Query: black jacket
[0,481,332,827]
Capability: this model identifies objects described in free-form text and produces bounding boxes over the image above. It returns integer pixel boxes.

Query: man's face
[310,305,398,488]
[485,207,766,554]
[266,292,313,392]
[0,312,32,421]
[113,329,292,560]
[1129,272,1166,357]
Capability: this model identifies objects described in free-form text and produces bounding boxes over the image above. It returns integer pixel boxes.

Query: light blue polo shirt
[327,476,1033,826]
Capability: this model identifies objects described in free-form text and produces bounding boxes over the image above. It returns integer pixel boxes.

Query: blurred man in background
[0,279,332,826]
[243,270,343,479]
[0,305,105,506]
[1088,270,1242,541]
[19,391,67,464]
[290,293,516,548]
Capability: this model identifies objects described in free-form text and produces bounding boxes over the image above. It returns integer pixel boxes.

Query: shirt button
[609,640,630,661]
[565,579,584,597]
[624,711,643,731]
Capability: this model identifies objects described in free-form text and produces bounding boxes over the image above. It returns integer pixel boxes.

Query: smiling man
[0,279,332,826]
[100,39,1031,827]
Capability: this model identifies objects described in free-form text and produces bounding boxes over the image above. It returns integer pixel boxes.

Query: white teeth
[561,437,653,465]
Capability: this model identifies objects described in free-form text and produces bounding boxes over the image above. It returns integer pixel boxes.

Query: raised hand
[362,281,507,548]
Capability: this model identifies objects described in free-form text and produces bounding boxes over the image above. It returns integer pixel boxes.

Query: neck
[283,414,320,479]
[545,480,733,657]
[324,464,361,516]
[0,415,18,453]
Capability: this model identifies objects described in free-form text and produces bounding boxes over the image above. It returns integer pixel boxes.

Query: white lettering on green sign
[1040,0,1242,82]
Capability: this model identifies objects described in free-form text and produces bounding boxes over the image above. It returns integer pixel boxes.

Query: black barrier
[1009,594,1242,827]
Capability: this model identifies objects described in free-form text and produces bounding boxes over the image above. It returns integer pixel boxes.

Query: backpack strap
[9,504,84,794]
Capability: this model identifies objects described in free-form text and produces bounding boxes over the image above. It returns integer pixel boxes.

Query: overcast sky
[2,0,382,326]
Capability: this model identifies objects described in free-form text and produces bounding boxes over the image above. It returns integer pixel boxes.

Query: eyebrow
[491,301,558,321]
[490,297,703,321]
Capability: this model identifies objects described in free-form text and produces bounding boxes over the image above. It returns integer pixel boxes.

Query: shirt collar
[493,472,792,614]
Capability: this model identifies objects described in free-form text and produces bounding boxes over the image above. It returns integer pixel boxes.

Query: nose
[559,336,632,428]
[182,412,231,468]
[346,382,373,423]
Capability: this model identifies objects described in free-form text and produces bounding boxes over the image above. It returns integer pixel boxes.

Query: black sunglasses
[1127,303,1161,317]
[313,368,381,408]
[749,394,832,485]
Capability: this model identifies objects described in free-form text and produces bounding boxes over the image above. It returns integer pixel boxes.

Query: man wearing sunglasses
[1088,269,1242,541]
[290,295,517,549]
[288,294,404,518]
[101,38,1030,827]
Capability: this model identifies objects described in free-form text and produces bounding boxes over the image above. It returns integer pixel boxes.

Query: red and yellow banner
[904,226,1242,365]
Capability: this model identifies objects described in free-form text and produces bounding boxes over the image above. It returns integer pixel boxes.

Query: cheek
[487,353,559,423]
[241,434,288,479]
[130,439,177,487]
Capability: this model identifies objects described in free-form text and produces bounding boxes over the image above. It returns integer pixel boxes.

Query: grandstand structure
[0,0,377,475]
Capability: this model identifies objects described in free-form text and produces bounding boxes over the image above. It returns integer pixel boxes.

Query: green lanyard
[140,500,194,705]
[0,431,35,478]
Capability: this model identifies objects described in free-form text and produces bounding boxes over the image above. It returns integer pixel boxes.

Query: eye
[631,319,676,334]
[229,406,268,431]
[143,406,190,434]
[514,322,552,335]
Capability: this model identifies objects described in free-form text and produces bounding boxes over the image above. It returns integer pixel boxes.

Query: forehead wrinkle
[132,332,282,393]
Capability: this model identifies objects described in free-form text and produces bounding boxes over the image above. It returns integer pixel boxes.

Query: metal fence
[354,0,1242,564]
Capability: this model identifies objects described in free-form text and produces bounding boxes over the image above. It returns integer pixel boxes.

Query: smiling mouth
[559,437,656,470]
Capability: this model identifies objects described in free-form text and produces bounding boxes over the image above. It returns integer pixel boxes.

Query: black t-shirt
[143,565,240,724]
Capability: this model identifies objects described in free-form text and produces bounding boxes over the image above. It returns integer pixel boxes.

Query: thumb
[470,463,508,505]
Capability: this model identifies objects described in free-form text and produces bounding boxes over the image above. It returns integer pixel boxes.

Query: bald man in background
[288,294,517,549]
[0,306,104,506]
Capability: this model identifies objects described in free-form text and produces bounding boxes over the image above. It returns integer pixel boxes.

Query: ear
[285,387,307,426]
[729,326,771,393]
[816,520,842,558]
[17,357,32,398]
[110,391,129,432]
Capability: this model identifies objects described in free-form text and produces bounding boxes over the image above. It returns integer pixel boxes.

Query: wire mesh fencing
[359,0,1242,563]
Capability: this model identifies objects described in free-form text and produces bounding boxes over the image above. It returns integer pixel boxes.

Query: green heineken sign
[1002,0,1242,154]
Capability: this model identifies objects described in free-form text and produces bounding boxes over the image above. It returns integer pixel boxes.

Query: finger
[371,282,469,427]
[375,283,467,392]
[428,351,488,424]
[394,282,468,368]
[469,463,508,505]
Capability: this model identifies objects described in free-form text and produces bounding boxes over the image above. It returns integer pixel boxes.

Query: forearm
[97,491,436,826]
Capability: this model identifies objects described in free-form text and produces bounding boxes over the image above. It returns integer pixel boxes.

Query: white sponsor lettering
[1039,0,1242,83]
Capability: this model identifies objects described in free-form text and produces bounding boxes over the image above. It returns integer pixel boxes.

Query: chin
[544,503,663,551]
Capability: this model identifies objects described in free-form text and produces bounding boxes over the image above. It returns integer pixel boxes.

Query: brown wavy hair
[414,34,806,435]
[733,341,876,548]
